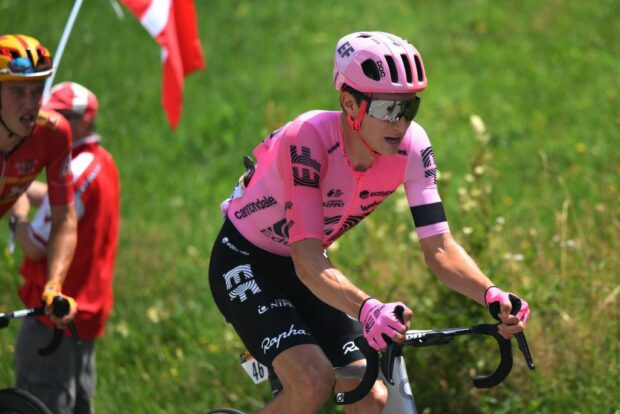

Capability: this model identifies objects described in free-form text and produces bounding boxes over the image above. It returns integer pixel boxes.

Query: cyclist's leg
[74,341,96,414]
[209,219,332,412]
[15,316,95,414]
[260,344,334,414]
[15,316,77,413]
[295,291,387,414]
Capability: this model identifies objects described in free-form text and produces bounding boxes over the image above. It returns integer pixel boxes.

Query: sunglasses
[4,55,53,75]
[366,96,421,123]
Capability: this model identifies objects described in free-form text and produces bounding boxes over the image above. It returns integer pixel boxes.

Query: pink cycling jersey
[221,110,449,256]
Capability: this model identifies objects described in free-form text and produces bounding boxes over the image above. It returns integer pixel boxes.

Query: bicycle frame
[335,354,416,413]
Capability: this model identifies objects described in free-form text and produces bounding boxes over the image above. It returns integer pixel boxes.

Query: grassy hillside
[1,0,618,412]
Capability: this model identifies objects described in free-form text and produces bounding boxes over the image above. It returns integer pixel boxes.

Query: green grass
[1,0,619,412]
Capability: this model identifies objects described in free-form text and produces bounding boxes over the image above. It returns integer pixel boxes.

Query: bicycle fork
[382,355,417,414]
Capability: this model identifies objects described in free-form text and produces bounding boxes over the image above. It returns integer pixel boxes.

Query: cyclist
[209,31,531,414]
[0,34,77,329]
[10,82,120,414]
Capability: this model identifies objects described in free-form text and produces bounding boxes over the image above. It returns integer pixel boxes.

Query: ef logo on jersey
[290,145,321,188]
[223,264,261,302]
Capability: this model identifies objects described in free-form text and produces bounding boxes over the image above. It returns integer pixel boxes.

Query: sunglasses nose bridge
[389,116,410,134]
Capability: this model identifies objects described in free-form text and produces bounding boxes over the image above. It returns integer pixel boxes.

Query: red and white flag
[120,0,205,128]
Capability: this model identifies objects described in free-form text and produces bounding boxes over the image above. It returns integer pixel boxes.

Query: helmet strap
[345,99,380,158]
[347,99,367,131]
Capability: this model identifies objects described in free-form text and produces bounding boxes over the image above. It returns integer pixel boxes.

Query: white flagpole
[43,0,86,98]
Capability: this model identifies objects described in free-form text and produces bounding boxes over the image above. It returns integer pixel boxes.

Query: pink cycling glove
[485,286,531,324]
[358,298,410,351]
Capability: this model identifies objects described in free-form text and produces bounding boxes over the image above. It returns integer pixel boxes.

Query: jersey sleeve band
[410,201,447,227]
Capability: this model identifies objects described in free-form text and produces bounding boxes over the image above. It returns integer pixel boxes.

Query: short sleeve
[403,124,450,239]
[46,116,74,207]
[275,120,328,244]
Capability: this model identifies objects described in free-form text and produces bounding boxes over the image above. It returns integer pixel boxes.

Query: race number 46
[239,352,268,384]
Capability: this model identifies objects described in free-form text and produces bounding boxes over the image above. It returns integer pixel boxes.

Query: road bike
[0,299,79,414]
[207,297,535,413]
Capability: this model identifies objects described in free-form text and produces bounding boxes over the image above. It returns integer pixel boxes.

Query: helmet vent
[384,55,398,83]
[361,59,381,81]
[413,55,425,82]
[401,54,413,83]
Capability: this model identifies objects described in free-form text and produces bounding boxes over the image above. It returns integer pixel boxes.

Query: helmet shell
[44,82,99,124]
[0,34,53,82]
[333,31,427,94]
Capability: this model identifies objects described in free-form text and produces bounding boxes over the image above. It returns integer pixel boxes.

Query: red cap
[44,82,99,124]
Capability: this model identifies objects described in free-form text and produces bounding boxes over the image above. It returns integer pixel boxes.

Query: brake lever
[380,305,406,385]
[380,341,400,386]
[515,332,535,369]
[39,297,82,356]
[507,294,535,370]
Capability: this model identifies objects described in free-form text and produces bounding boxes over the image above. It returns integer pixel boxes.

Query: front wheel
[0,388,52,414]
[205,409,246,414]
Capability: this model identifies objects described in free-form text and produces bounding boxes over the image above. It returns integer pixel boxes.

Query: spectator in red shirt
[1,34,77,327]
[10,81,120,414]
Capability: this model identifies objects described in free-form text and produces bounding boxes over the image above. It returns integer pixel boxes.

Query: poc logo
[375,60,386,77]
[223,264,261,302]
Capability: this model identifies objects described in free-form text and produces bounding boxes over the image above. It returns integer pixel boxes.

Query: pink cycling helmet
[333,31,427,94]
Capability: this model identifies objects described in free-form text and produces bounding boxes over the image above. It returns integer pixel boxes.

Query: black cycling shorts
[209,218,364,368]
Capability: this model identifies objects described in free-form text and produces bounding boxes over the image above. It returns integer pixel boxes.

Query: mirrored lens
[367,96,421,123]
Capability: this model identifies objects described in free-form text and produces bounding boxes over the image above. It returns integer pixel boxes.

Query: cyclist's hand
[359,298,412,351]
[485,286,530,339]
[41,280,77,329]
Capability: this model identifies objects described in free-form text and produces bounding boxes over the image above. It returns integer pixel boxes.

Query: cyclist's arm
[421,232,527,339]
[9,194,46,260]
[290,238,369,318]
[419,232,493,306]
[26,181,48,207]
[44,114,77,285]
[46,204,77,286]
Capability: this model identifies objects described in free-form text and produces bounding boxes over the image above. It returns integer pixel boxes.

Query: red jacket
[19,135,120,339]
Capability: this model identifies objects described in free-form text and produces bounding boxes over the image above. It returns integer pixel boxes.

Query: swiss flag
[120,0,205,128]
